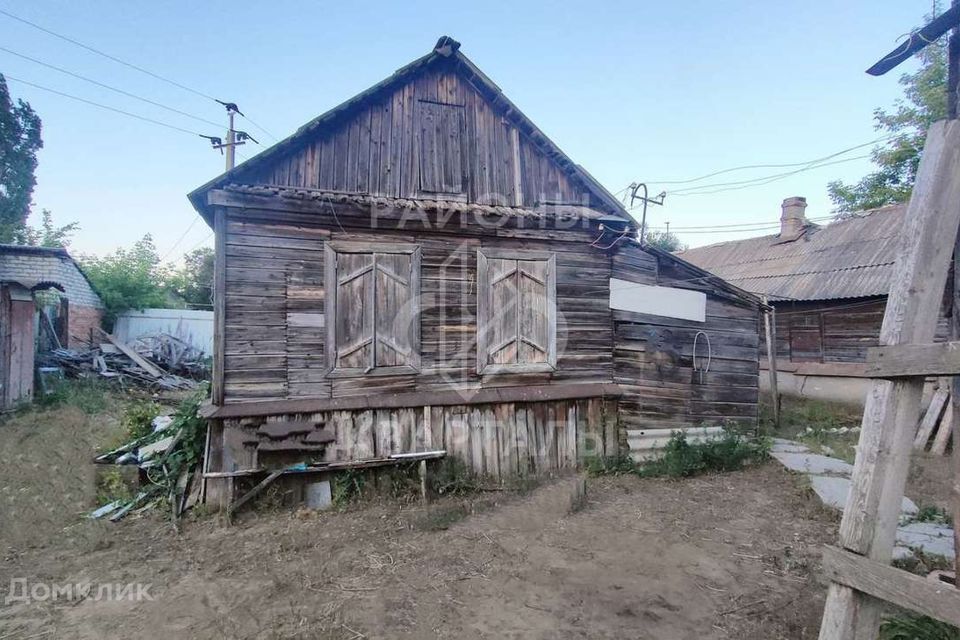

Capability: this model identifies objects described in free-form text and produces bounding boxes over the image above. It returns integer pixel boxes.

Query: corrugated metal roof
[675,204,905,301]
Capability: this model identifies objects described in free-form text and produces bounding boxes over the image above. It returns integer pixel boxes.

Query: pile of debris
[39,329,200,391]
[91,393,207,522]
[130,333,210,379]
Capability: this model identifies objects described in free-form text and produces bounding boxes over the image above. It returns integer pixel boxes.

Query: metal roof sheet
[675,204,905,301]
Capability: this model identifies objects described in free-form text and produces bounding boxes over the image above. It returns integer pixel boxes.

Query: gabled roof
[188,36,631,225]
[0,244,103,307]
[675,204,905,302]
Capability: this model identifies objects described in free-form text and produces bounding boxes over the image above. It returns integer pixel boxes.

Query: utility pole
[199,100,258,171]
[225,105,237,171]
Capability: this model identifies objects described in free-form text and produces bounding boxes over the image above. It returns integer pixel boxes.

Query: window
[418,100,465,195]
[476,248,557,374]
[325,242,421,377]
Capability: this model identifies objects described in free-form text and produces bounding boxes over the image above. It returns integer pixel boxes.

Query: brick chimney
[780,196,807,238]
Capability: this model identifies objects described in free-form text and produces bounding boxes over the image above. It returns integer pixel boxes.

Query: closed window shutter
[419,101,464,194]
[327,243,421,377]
[477,250,556,373]
[374,252,415,367]
[518,259,549,363]
[486,258,519,364]
[335,252,375,371]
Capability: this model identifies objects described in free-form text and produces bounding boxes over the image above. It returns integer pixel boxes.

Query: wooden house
[677,197,948,405]
[189,37,762,507]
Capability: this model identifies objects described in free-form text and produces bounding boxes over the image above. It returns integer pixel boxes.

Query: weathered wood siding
[612,245,761,431]
[221,207,613,402]
[236,65,598,209]
[216,397,618,479]
[767,298,949,365]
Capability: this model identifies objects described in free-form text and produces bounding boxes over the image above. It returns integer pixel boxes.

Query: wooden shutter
[477,249,556,374]
[326,243,421,377]
[418,101,464,194]
[334,252,375,372]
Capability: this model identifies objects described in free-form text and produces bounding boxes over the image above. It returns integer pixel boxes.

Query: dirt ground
[2,462,838,639]
[1,394,951,640]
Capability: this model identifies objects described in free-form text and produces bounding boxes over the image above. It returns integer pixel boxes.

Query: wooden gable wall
[237,65,597,209]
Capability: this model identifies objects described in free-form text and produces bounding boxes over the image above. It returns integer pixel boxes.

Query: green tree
[0,73,43,242]
[80,235,173,327]
[167,247,214,307]
[828,12,947,216]
[644,228,686,252]
[16,209,79,248]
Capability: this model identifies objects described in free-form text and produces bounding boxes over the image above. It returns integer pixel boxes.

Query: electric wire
[0,7,218,102]
[160,218,201,262]
[0,45,223,129]
[5,75,202,136]
[638,134,902,186]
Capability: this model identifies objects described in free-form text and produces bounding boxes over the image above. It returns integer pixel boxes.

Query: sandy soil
[1,458,839,640]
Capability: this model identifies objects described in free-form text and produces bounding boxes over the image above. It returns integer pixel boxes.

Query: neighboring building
[0,244,104,408]
[676,197,935,405]
[189,37,762,508]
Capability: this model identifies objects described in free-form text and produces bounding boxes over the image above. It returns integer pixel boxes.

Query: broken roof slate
[675,204,905,301]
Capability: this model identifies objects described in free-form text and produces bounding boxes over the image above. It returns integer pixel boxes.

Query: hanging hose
[692,331,712,384]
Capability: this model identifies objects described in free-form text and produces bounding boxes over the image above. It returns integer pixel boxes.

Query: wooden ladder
[818,119,960,638]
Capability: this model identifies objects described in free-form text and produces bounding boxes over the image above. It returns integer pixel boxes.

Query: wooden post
[212,207,227,405]
[949,0,960,587]
[762,296,780,430]
[819,120,960,640]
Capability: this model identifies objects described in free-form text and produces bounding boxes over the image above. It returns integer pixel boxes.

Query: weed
[416,504,470,531]
[430,457,476,496]
[121,399,164,441]
[95,467,133,506]
[915,504,953,525]
[880,614,959,640]
[34,377,111,414]
[587,431,769,479]
[332,469,367,507]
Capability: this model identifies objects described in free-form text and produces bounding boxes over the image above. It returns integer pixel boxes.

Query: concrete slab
[770,440,811,454]
[772,452,854,476]
[896,522,956,560]
[809,475,918,516]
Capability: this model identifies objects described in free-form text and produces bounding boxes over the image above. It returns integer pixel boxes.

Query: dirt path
[1,462,837,640]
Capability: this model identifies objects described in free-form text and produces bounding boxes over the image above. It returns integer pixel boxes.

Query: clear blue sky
[0,0,929,260]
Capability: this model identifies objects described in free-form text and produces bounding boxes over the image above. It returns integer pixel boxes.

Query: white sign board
[608,278,706,323]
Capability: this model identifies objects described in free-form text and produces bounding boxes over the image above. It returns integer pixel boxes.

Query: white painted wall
[114,308,213,355]
[608,278,706,322]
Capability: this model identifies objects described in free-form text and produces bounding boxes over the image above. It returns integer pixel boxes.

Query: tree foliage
[79,235,172,326]
[828,12,947,216]
[15,209,79,248]
[166,247,214,307]
[644,228,686,252]
[0,73,43,243]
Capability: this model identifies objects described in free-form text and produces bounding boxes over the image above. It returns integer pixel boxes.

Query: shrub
[880,615,959,640]
[587,431,769,479]
[121,399,164,441]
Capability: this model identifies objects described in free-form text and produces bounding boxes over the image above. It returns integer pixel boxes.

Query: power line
[5,74,202,136]
[0,45,223,129]
[641,134,901,187]
[239,113,278,142]
[665,154,873,198]
[0,7,217,102]
[647,214,835,232]
[160,217,201,262]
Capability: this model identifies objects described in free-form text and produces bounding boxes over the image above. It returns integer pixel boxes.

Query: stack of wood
[129,333,210,380]
[914,378,954,455]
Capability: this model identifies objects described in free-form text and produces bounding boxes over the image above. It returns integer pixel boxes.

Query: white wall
[113,308,213,355]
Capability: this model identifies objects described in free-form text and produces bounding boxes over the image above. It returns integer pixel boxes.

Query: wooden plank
[931,400,954,455]
[822,545,960,627]
[820,120,960,640]
[866,341,960,377]
[914,388,948,448]
[97,328,165,379]
[213,207,227,405]
[201,382,623,419]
